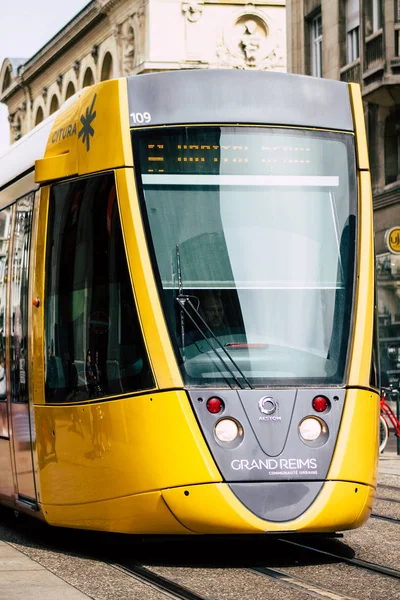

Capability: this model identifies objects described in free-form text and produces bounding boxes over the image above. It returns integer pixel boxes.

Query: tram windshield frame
[131,126,357,389]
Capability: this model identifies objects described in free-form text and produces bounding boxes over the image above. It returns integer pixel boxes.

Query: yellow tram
[0,70,379,534]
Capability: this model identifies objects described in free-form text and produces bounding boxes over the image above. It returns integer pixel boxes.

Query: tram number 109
[130,112,152,124]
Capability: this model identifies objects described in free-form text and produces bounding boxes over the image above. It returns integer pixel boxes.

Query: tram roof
[127,69,354,132]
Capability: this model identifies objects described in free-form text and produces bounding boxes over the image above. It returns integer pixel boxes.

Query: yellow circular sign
[385,227,400,254]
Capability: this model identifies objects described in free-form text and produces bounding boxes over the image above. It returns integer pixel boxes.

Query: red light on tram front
[312,395,329,413]
[207,397,224,414]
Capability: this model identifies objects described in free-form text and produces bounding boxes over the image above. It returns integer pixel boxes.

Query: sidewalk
[379,450,400,476]
[0,541,90,600]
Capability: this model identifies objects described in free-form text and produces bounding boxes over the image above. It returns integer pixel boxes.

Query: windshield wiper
[175,246,253,390]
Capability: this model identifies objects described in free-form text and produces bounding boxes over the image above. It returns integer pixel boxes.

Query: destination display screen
[133,128,341,178]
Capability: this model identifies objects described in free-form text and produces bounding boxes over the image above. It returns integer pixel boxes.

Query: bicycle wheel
[379,414,389,454]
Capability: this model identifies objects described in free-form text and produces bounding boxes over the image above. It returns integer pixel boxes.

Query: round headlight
[215,418,240,443]
[299,417,322,441]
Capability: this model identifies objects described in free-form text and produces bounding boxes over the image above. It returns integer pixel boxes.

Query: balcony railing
[340,60,361,85]
[365,30,384,71]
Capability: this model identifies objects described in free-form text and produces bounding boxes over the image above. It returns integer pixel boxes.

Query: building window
[65,81,76,100]
[49,95,59,115]
[100,52,114,81]
[365,0,382,36]
[2,65,11,93]
[372,0,382,32]
[35,106,44,126]
[44,173,154,402]
[345,0,360,63]
[310,13,323,77]
[347,26,360,63]
[83,68,94,88]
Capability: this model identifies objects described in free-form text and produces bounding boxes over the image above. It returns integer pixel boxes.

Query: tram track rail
[279,538,400,581]
[377,484,400,493]
[373,484,400,522]
[114,560,363,600]
[111,555,397,600]
[248,566,358,600]
[371,513,400,524]
[110,529,400,600]
[375,495,400,504]
[111,562,214,600]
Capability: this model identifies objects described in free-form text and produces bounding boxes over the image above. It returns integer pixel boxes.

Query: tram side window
[0,206,11,436]
[44,173,154,403]
[11,195,34,403]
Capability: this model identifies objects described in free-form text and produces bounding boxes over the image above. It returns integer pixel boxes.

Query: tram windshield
[132,127,357,388]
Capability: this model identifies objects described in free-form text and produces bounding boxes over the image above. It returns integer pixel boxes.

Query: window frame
[310,13,323,78]
[347,26,360,64]
[131,125,359,389]
[365,0,382,36]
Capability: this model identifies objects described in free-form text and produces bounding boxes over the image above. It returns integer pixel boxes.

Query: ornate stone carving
[56,74,63,90]
[182,1,204,23]
[41,87,48,101]
[91,45,99,64]
[217,13,284,70]
[13,124,21,141]
[73,60,81,76]
[122,21,136,74]
[120,12,140,75]
[137,5,145,24]
[8,113,21,141]
[112,23,122,39]
[96,0,123,14]
[240,19,263,64]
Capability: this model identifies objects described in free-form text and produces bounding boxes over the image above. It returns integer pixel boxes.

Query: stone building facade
[0,0,286,142]
[287,0,400,390]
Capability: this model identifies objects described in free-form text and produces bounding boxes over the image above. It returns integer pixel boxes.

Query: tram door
[10,193,37,503]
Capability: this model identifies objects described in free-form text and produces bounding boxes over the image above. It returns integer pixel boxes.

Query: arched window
[2,66,11,93]
[49,95,59,115]
[35,106,44,126]
[100,52,113,81]
[65,81,76,100]
[384,111,400,185]
[82,68,94,88]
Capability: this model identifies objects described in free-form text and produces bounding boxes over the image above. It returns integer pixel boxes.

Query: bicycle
[379,386,400,453]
